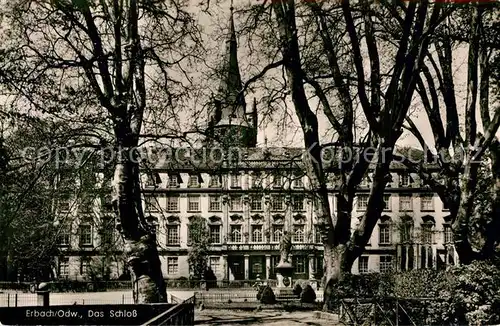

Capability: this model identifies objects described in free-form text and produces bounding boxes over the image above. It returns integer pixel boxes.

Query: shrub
[293,283,302,297]
[327,261,500,326]
[300,284,316,303]
[259,286,277,304]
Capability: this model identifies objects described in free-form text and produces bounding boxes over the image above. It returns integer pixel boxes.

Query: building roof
[141,145,438,172]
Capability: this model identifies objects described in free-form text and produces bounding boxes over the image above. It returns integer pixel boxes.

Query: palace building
[54,9,458,282]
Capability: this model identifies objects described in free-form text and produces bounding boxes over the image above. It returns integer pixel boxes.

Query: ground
[195,309,339,326]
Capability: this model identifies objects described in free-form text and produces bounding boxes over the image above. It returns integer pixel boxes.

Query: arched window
[421,215,435,244]
[379,215,392,245]
[293,225,305,243]
[230,225,242,243]
[273,226,283,243]
[252,226,263,243]
[399,215,413,243]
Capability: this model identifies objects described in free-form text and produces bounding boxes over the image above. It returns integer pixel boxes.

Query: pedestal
[275,262,294,297]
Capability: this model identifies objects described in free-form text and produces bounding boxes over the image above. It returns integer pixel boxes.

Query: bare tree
[227,0,452,309]
[400,3,500,264]
[0,0,202,302]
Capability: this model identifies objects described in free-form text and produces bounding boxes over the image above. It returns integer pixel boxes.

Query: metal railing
[338,297,443,326]
[141,295,195,326]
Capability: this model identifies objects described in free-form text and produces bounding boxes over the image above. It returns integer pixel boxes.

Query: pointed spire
[214,2,247,127]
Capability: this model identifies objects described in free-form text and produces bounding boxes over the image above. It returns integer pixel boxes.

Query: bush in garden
[259,285,277,304]
[293,283,302,297]
[300,284,316,303]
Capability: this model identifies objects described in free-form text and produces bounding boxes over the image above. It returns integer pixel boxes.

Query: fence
[338,297,445,326]
[195,288,323,303]
[0,281,132,293]
[0,291,134,307]
[0,279,291,292]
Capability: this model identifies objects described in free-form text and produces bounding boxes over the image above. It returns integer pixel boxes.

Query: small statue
[279,231,292,264]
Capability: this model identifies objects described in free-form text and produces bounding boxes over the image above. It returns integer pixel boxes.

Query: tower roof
[214,6,250,129]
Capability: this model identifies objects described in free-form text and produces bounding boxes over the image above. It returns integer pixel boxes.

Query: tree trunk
[322,245,349,312]
[112,129,167,303]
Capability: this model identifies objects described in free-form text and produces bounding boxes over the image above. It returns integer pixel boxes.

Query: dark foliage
[300,284,316,303]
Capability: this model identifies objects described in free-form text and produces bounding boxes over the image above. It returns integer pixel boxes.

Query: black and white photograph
[0,0,499,325]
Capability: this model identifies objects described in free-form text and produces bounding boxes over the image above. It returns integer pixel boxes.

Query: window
[251,173,262,188]
[252,261,263,274]
[315,225,322,243]
[209,257,220,275]
[230,196,243,211]
[293,225,305,243]
[250,196,263,211]
[358,256,369,274]
[188,196,200,212]
[271,195,284,211]
[167,225,180,245]
[166,196,179,212]
[59,224,71,246]
[209,196,221,211]
[168,174,179,187]
[80,259,91,276]
[292,195,304,211]
[292,175,303,188]
[101,194,113,212]
[59,257,69,277]
[399,173,412,187]
[100,217,115,245]
[357,195,369,211]
[421,223,433,244]
[360,174,372,187]
[209,225,221,244]
[272,225,283,243]
[209,175,221,187]
[252,225,263,243]
[188,175,200,187]
[167,257,178,275]
[273,174,283,188]
[230,174,240,188]
[58,199,71,212]
[379,224,391,245]
[144,196,159,212]
[400,221,413,243]
[421,194,434,211]
[79,197,94,213]
[444,224,453,243]
[293,256,307,274]
[384,195,391,210]
[379,256,393,273]
[399,195,412,211]
[144,173,156,188]
[230,225,242,242]
[79,224,93,246]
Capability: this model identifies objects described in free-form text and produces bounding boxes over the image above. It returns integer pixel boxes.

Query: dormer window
[209,175,221,187]
[292,175,303,188]
[399,172,413,187]
[272,173,283,188]
[188,174,200,188]
[168,174,180,188]
[230,174,240,188]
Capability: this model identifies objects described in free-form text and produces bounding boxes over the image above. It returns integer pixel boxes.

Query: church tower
[206,5,257,148]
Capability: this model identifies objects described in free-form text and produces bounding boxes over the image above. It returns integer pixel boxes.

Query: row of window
[357,194,444,212]
[358,256,393,274]
[145,173,305,189]
[147,172,422,189]
[144,193,445,214]
[59,221,454,247]
[144,194,306,213]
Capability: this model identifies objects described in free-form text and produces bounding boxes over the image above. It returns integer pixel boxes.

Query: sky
[185,0,489,152]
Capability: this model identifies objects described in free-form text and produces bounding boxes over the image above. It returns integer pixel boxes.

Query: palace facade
[54,9,458,282]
